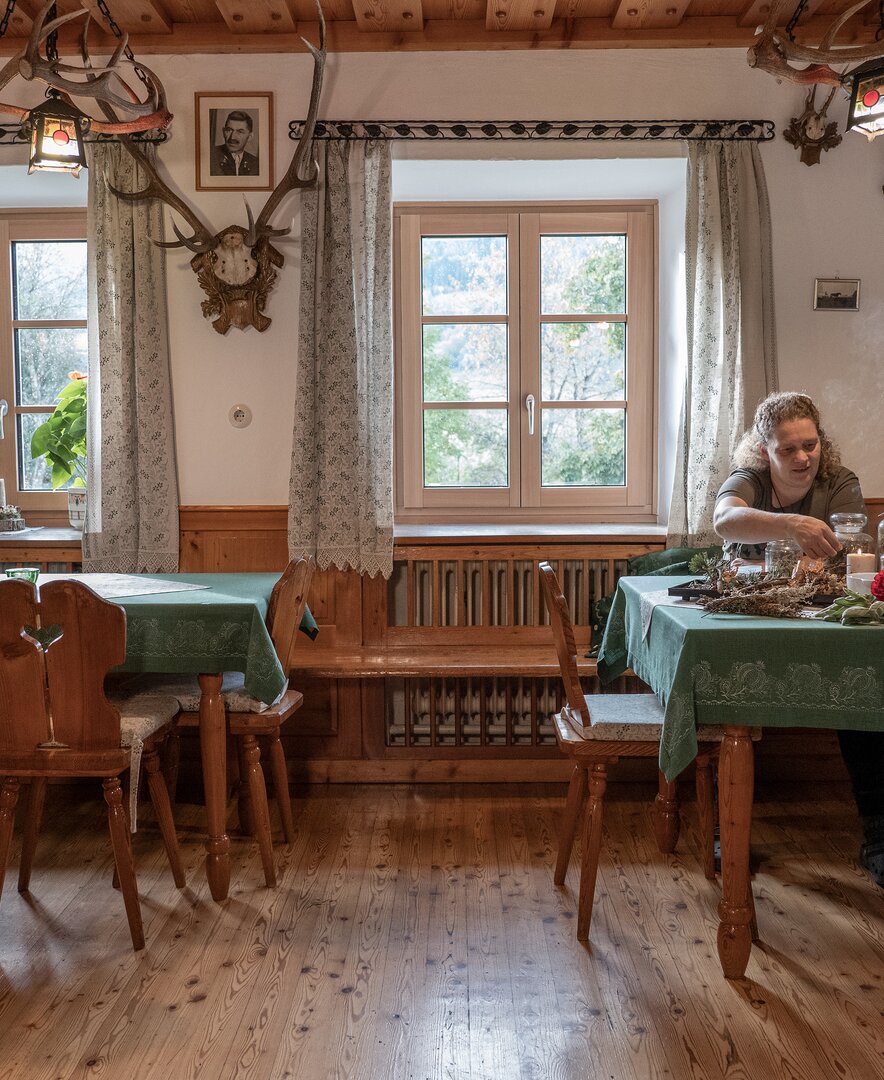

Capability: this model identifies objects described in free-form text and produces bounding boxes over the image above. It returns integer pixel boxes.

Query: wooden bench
[291,646,599,680]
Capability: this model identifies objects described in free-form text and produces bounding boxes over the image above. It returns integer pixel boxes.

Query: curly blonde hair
[733,391,841,482]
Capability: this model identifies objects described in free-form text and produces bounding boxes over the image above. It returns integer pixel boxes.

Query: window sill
[0,526,82,547]
[394,522,667,544]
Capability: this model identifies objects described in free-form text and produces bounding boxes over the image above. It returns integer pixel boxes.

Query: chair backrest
[538,562,591,726]
[0,578,125,753]
[266,557,315,672]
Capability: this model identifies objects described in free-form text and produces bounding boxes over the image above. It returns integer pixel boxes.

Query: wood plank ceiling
[0,0,878,52]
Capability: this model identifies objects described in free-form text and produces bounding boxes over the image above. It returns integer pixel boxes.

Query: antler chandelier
[748,0,884,139]
[0,0,171,175]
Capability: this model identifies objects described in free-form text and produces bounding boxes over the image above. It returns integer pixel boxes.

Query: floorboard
[0,780,881,1080]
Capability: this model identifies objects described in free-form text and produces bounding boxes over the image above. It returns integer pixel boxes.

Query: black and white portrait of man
[209,109,260,177]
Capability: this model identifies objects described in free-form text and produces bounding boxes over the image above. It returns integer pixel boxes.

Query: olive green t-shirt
[715,466,865,560]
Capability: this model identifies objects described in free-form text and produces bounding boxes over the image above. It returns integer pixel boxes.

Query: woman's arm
[713,496,841,558]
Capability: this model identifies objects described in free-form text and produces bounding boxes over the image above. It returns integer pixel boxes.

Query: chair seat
[122,672,284,714]
[107,689,180,829]
[111,691,182,746]
[558,697,760,743]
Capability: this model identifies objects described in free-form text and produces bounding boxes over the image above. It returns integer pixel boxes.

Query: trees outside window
[0,213,87,516]
[395,203,656,523]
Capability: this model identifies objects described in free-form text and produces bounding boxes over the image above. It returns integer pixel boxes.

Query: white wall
[3,47,883,509]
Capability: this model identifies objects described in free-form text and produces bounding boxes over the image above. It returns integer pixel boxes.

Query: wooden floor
[0,781,882,1080]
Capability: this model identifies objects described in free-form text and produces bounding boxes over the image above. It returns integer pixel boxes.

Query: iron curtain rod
[0,126,167,146]
[288,119,775,142]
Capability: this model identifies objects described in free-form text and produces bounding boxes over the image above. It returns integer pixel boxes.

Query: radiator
[385,555,624,748]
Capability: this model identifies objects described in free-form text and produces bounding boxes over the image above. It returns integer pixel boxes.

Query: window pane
[541,408,625,486]
[422,236,507,316]
[15,328,88,406]
[424,408,508,486]
[12,241,88,320]
[540,235,625,315]
[17,413,55,491]
[423,324,507,403]
[541,322,625,401]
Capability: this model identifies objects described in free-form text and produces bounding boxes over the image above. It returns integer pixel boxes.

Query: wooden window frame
[394,200,658,525]
[0,210,87,520]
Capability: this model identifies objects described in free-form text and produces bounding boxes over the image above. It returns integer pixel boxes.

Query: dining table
[598,575,884,979]
[36,571,314,903]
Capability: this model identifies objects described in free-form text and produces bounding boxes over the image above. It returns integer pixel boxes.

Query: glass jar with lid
[764,539,801,577]
[829,512,874,555]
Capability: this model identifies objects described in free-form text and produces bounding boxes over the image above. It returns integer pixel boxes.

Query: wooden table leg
[717,724,755,978]
[198,672,230,902]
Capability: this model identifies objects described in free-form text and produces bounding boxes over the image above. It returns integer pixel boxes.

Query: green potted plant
[30,371,88,529]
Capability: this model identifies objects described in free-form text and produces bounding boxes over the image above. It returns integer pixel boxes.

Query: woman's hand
[785,514,841,559]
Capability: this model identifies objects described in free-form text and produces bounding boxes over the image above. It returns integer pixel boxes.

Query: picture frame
[813,277,860,311]
[195,92,273,192]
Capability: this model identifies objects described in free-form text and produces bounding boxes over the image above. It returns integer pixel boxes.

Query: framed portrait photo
[195,92,273,192]
[813,277,860,311]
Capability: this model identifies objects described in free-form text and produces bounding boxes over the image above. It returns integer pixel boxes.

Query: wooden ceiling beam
[2,0,35,36]
[612,0,688,30]
[485,0,554,32]
[354,0,425,33]
[737,0,826,29]
[80,0,174,35]
[214,0,298,33]
[0,13,878,53]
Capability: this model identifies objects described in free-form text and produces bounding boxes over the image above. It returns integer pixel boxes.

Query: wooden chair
[0,579,184,952]
[148,558,314,887]
[539,561,725,942]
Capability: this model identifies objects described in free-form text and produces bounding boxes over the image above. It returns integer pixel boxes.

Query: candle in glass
[846,551,876,576]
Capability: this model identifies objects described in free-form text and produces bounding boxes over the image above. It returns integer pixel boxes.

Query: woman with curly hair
[713,391,864,561]
[713,391,882,887]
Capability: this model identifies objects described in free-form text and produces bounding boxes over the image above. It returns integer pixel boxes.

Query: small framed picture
[813,277,860,311]
[195,92,273,192]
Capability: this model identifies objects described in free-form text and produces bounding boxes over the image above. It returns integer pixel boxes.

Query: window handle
[525,394,535,436]
[0,399,7,441]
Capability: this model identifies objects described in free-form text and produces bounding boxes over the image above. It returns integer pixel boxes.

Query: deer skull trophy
[109,7,326,334]
[783,86,842,165]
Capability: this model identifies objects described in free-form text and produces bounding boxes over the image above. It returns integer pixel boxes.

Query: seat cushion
[110,690,181,746]
[106,689,179,831]
[121,672,285,714]
[560,696,664,741]
[558,696,757,744]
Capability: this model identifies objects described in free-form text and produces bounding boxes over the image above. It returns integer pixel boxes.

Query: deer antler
[105,129,217,252]
[0,1,172,135]
[253,0,327,239]
[748,0,884,87]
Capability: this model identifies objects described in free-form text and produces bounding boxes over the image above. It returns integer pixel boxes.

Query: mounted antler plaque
[109,4,326,334]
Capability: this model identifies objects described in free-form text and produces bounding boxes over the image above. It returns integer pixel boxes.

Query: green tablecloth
[116,573,307,706]
[598,576,884,781]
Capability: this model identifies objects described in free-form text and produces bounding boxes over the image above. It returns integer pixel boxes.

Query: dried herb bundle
[700,583,818,617]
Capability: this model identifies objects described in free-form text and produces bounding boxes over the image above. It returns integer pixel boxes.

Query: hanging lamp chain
[45,2,57,64]
[784,0,810,43]
[94,0,150,87]
[0,0,16,39]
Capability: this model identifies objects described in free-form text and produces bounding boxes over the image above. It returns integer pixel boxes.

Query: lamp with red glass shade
[846,58,884,140]
[25,90,89,176]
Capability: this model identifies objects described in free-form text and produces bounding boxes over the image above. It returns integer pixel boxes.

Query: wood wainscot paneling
[176,507,883,788]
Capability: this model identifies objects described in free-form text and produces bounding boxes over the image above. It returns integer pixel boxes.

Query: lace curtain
[288,140,394,579]
[667,141,778,547]
[83,143,179,572]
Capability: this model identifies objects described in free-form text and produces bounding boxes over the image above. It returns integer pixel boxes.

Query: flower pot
[68,489,87,531]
